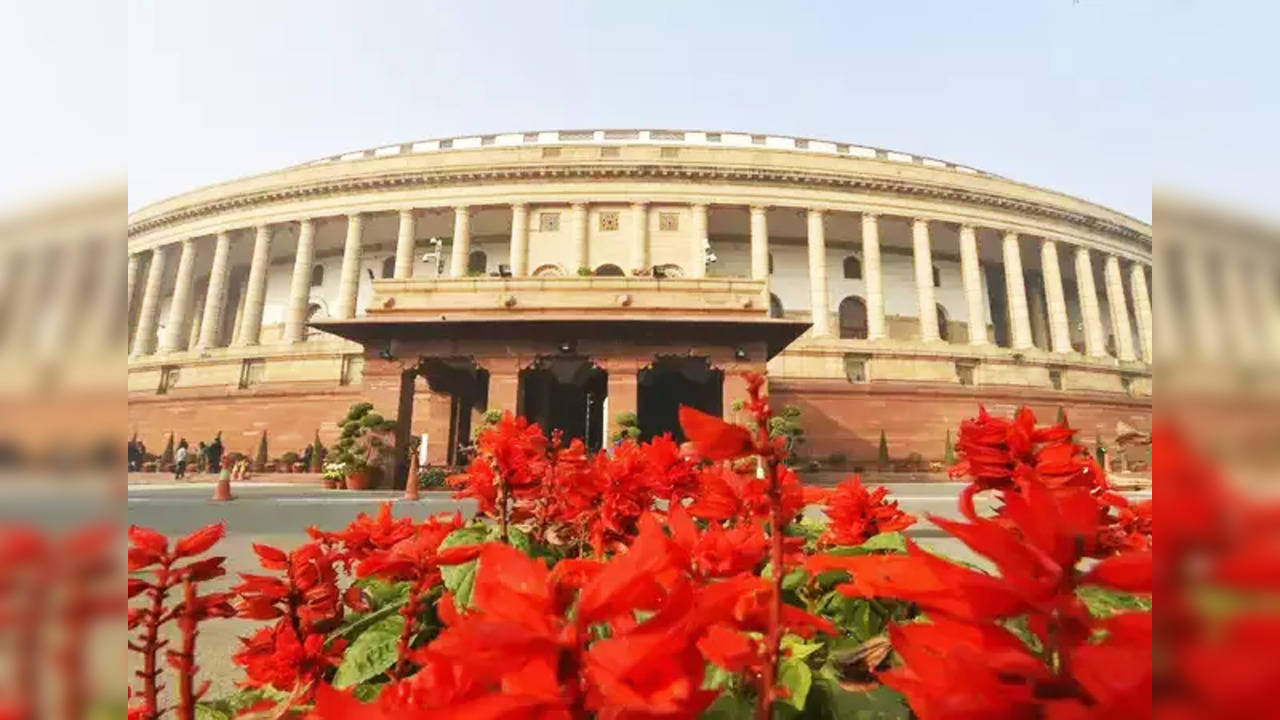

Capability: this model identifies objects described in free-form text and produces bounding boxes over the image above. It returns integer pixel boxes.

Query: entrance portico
[313,276,807,487]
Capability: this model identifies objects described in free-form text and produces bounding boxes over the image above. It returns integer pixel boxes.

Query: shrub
[279,451,300,467]
[576,266,593,276]
[877,429,890,470]
[417,466,448,489]
[334,403,396,473]
[160,433,175,467]
[254,431,269,472]
[768,405,804,462]
[610,411,641,444]
[943,428,955,466]
[310,430,324,472]
[826,451,849,468]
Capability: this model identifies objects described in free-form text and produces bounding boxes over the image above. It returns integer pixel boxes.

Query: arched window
[310,264,325,287]
[932,264,942,287]
[769,293,784,319]
[381,256,396,279]
[843,255,862,279]
[532,263,566,277]
[467,250,487,275]
[768,252,775,274]
[594,263,625,277]
[838,296,868,339]
[936,304,951,342]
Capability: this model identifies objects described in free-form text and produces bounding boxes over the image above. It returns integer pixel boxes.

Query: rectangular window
[542,147,561,158]
[658,212,679,231]
[660,147,679,159]
[539,212,561,232]
[843,354,869,384]
[600,146,620,159]
[956,360,978,386]
[651,130,685,141]
[1049,368,1064,391]
[598,211,620,231]
[158,366,179,395]
[438,139,453,149]
[705,132,722,142]
[239,358,265,390]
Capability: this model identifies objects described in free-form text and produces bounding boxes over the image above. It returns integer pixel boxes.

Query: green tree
[1056,406,1067,425]
[877,430,890,471]
[310,430,324,472]
[943,428,955,466]
[160,433,175,467]
[610,411,641,444]
[254,431,269,472]
[768,405,805,463]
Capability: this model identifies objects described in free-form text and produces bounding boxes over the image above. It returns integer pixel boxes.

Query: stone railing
[303,128,987,177]
[367,276,771,320]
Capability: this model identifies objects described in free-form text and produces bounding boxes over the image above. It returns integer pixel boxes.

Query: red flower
[677,406,755,461]
[232,620,345,695]
[818,475,916,547]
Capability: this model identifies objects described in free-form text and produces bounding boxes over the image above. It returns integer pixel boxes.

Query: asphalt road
[124,482,1150,700]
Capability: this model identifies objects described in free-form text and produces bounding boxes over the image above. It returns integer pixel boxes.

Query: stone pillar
[159,239,198,353]
[1103,255,1136,362]
[862,213,886,340]
[1251,261,1280,360]
[1220,254,1257,359]
[237,224,273,345]
[605,360,638,442]
[912,218,940,342]
[1074,247,1107,357]
[806,209,831,337]
[509,203,529,276]
[132,247,168,356]
[1182,245,1220,359]
[750,206,769,282]
[570,203,588,273]
[1040,239,1072,353]
[958,224,987,345]
[335,214,364,319]
[689,203,708,279]
[394,209,416,279]
[1002,231,1033,350]
[629,202,649,275]
[196,231,233,350]
[127,253,140,318]
[284,218,316,344]
[1128,262,1153,363]
[448,206,470,277]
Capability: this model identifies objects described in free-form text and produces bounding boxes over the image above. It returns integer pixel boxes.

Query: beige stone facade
[126,129,1158,470]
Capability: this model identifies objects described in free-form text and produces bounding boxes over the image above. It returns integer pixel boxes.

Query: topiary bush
[254,431,269,472]
[333,402,397,475]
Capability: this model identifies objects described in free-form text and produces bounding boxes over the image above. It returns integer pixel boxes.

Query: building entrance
[637,356,723,442]
[518,356,608,451]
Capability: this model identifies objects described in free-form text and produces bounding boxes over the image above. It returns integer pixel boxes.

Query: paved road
[125,482,1150,698]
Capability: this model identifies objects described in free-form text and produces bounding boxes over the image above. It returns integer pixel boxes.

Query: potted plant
[332,402,397,490]
[321,461,346,490]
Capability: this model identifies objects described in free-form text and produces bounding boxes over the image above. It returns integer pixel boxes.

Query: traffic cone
[211,464,235,501]
[402,450,420,501]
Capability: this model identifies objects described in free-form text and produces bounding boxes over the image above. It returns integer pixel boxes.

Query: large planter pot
[323,477,339,490]
[345,469,372,491]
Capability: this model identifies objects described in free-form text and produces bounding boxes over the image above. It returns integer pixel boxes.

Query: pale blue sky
[7,2,1277,222]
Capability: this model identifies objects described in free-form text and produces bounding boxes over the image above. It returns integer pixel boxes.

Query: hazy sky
[8,2,1276,222]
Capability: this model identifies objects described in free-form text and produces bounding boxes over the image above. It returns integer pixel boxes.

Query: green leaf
[440,524,490,609]
[194,705,231,720]
[781,567,809,591]
[1076,585,1152,618]
[777,655,813,710]
[810,670,912,719]
[781,633,823,661]
[858,532,907,553]
[195,688,289,720]
[352,682,386,702]
[700,692,753,719]
[332,613,405,688]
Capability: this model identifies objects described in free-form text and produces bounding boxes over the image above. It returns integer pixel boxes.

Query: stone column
[448,206,470,277]
[127,253,140,318]
[629,202,649,274]
[1002,231,1033,350]
[284,218,316,344]
[394,209,416,279]
[861,213,886,340]
[334,214,364,319]
[509,203,529,276]
[689,203,708,279]
[159,238,198,353]
[1040,240,1072,353]
[1129,262,1153,363]
[1074,247,1107,357]
[131,246,168,356]
[570,203,588,273]
[1251,261,1280,360]
[750,206,770,282]
[806,209,831,337]
[1103,255,1136,362]
[604,359,638,442]
[196,231,233,350]
[912,218,940,342]
[1182,245,1220,359]
[1220,254,1257,359]
[958,224,987,345]
[236,224,273,345]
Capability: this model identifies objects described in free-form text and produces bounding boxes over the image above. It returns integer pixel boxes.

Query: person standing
[174,439,189,480]
[206,433,224,474]
[196,441,208,473]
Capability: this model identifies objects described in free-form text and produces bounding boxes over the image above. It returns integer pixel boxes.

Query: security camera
[707,253,718,264]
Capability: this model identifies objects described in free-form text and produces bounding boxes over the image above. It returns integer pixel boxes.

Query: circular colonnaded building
[126,129,1152,482]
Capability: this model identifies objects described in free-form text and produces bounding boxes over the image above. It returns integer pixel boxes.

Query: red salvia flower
[818,475,916,547]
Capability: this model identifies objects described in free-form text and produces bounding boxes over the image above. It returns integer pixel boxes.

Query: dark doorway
[637,356,724,442]
[518,357,608,451]
[417,357,490,470]
[838,296,868,339]
[984,263,1011,348]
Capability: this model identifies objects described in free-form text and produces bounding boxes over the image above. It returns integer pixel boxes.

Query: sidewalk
[128,471,323,486]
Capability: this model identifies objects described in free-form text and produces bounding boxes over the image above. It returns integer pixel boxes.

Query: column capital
[861,210,880,221]
[1002,229,1019,241]
[347,211,365,221]
[690,202,708,212]
[398,208,415,218]
[510,201,529,211]
[454,205,470,214]
[957,222,976,232]
[749,204,769,214]
[912,216,930,227]
[807,207,825,220]
[630,200,649,209]
[569,201,587,210]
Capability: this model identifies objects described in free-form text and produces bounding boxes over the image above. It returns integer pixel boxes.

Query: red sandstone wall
[770,379,1151,464]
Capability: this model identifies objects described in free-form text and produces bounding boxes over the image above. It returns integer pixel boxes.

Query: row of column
[798,209,1151,363]
[130,203,1152,365]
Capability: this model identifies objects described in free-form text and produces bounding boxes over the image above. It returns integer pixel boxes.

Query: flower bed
[128,373,1156,720]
